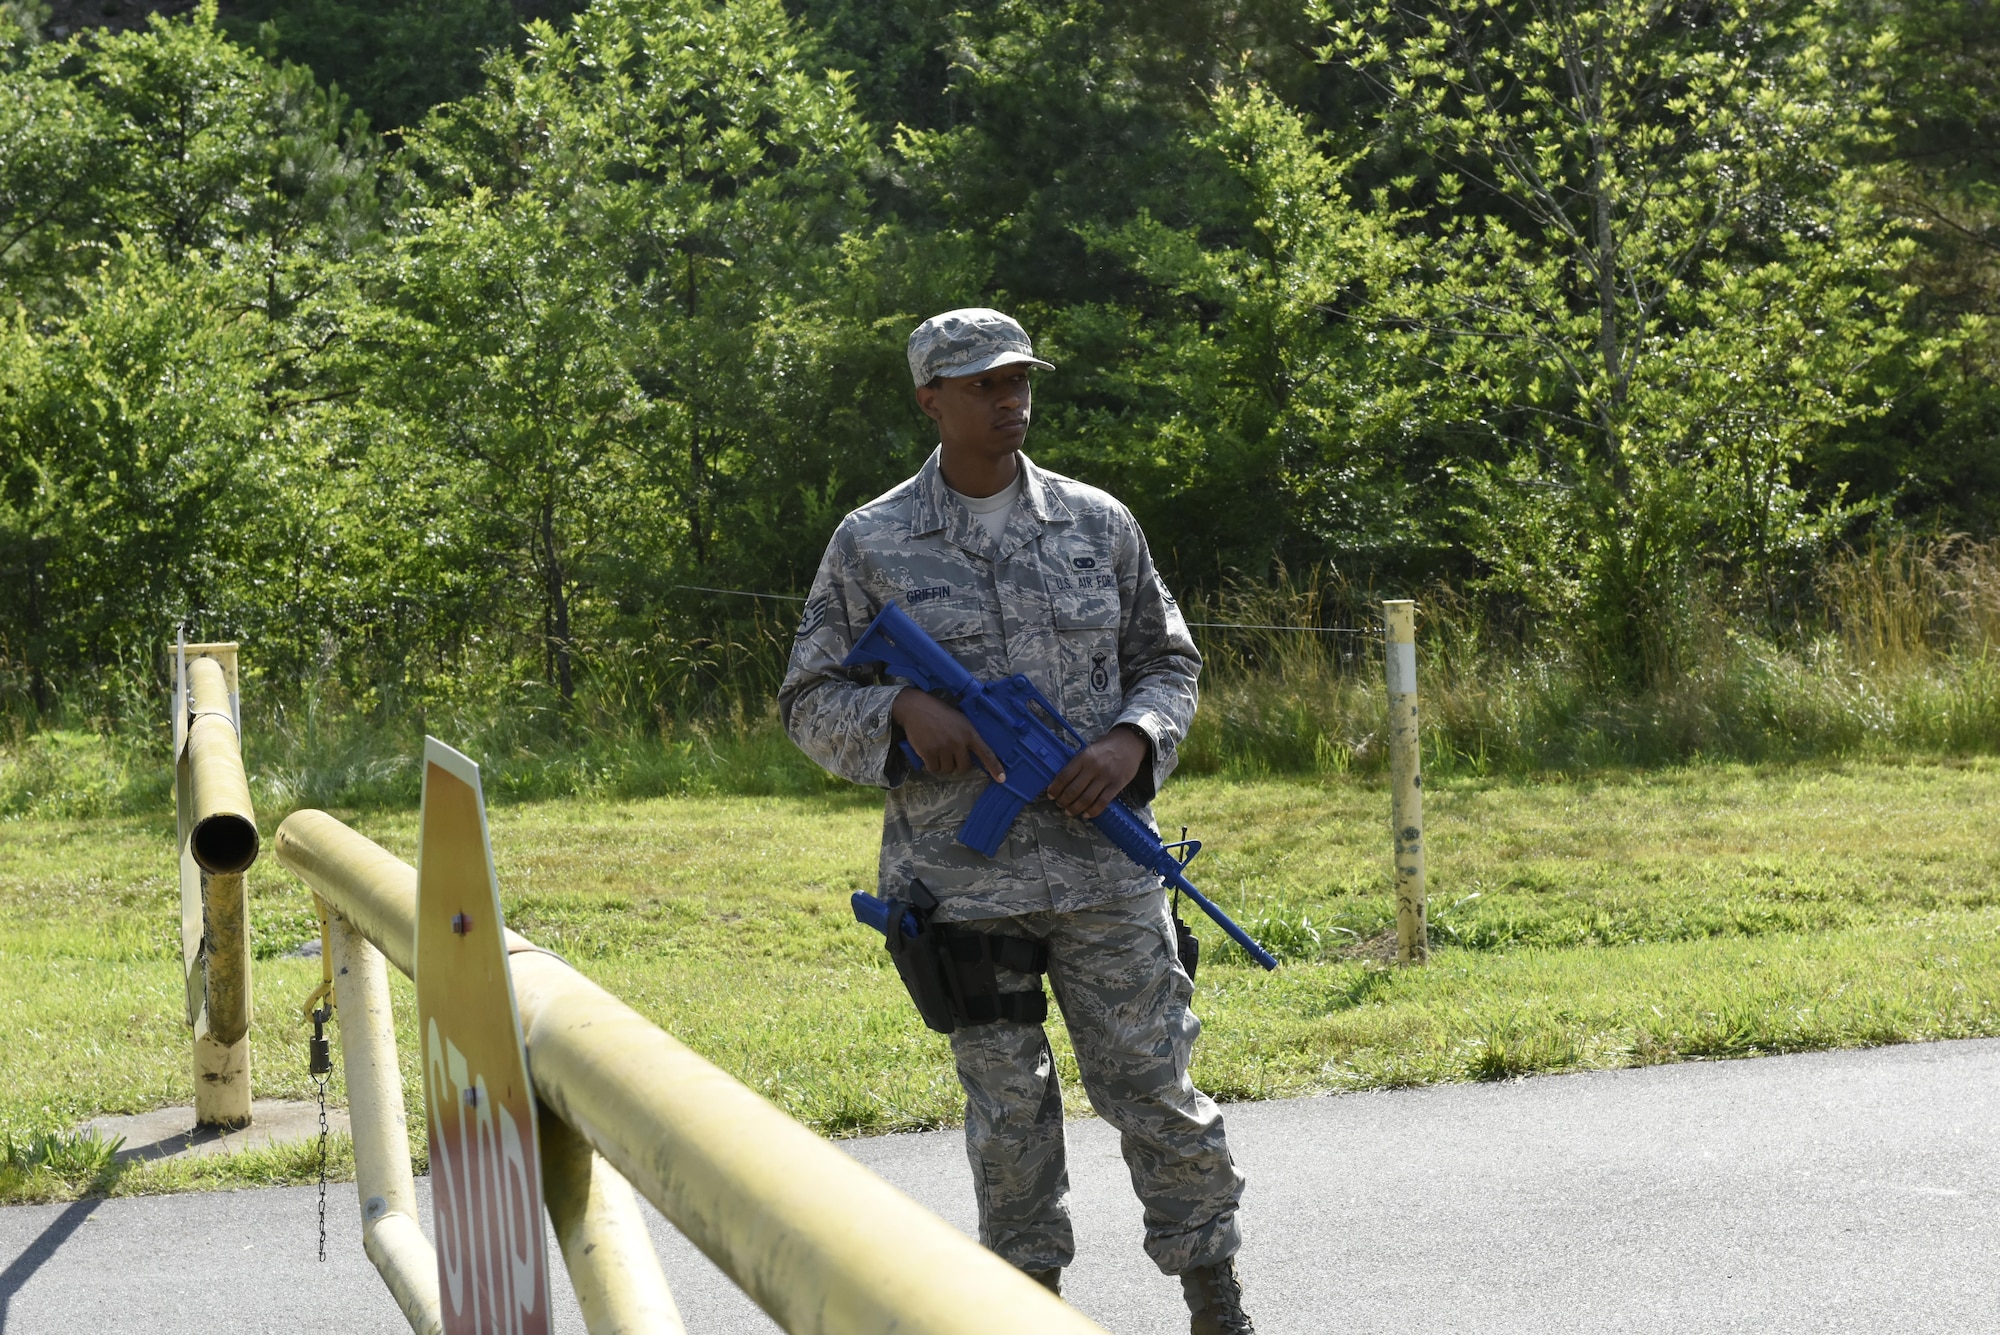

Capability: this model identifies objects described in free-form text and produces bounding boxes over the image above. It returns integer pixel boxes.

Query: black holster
[885,880,1050,1034]
[1172,907,1200,982]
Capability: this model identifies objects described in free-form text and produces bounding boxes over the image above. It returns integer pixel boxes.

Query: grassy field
[4,758,2000,1203]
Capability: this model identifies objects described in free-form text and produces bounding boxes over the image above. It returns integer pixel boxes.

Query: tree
[374,185,642,703]
[375,0,879,702]
[0,253,265,702]
[0,4,380,703]
[1032,86,1420,584]
[1824,0,2000,537]
[222,0,594,137]
[0,13,109,308]
[1320,0,1913,680]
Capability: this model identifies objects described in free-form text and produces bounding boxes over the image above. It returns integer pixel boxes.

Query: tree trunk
[540,499,574,703]
[689,425,706,566]
[1587,67,1630,500]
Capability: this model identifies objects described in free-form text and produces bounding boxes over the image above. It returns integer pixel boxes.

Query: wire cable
[674,585,1377,635]
[1183,622,1375,635]
[672,584,808,603]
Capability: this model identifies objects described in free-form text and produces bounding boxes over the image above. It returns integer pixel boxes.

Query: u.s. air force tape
[1386,640,1417,695]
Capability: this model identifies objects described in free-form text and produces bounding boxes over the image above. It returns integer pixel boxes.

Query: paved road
[4,1038,1996,1333]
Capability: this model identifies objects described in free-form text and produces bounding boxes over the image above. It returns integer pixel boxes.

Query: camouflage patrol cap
[907,308,1055,387]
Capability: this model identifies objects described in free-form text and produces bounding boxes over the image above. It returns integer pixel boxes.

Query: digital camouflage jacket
[779,449,1202,921]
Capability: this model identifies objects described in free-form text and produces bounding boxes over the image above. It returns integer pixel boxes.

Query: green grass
[4,759,2000,1203]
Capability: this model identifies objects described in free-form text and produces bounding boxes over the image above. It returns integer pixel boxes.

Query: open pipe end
[192,813,261,874]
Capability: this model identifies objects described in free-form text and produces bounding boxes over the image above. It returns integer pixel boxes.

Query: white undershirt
[946,471,1023,544]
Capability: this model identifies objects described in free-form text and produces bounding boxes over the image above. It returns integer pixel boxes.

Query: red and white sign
[416,738,552,1335]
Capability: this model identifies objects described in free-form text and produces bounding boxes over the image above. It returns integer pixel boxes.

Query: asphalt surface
[3,1037,1996,1333]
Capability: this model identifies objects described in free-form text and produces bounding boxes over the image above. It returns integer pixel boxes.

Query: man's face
[915,362,1033,458]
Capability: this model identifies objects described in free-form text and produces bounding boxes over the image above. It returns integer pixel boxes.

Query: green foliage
[0,2,380,716]
[865,0,1366,585]
[0,1,377,295]
[2,1124,123,1175]
[1040,86,1423,581]
[0,1123,126,1198]
[225,0,549,135]
[1319,0,1916,681]
[347,0,891,706]
[9,545,1996,827]
[1824,0,2000,536]
[0,255,264,684]
[0,0,45,43]
[0,0,1996,749]
[1179,543,2000,780]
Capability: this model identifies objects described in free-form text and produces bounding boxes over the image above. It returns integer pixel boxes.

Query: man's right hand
[892,688,1007,782]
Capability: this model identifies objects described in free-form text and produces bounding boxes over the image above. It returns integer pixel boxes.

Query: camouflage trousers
[947,889,1245,1275]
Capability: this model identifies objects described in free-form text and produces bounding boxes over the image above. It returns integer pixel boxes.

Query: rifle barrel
[1164,868,1279,971]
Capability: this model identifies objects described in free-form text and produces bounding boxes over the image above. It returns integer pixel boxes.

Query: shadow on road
[0,1197,98,1332]
[110,1124,230,1165]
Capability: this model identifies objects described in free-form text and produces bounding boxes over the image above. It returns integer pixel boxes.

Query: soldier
[779,308,1255,1334]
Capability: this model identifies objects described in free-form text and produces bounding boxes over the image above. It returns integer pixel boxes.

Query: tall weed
[4,542,1998,811]
[0,1124,126,1199]
[1179,543,2000,778]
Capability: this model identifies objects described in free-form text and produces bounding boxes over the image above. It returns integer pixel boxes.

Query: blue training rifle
[842,601,1279,970]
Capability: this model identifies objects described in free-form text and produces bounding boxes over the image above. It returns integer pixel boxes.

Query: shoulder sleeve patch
[795,596,829,639]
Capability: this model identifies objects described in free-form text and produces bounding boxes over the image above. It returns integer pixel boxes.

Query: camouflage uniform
[780,433,1246,1275]
[950,890,1239,1274]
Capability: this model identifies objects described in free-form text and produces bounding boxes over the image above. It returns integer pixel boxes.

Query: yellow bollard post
[326,909,443,1334]
[542,1111,687,1334]
[1383,600,1428,965]
[177,643,259,1126]
[184,655,259,877]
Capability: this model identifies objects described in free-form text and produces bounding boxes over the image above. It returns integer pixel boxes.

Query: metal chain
[313,1062,329,1262]
[306,894,336,1264]
[307,992,333,1263]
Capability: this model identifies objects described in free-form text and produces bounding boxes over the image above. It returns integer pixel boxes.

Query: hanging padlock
[308,1003,332,1077]
[303,895,337,1082]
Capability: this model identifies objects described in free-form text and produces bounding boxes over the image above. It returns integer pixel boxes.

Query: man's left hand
[1044,724,1149,819]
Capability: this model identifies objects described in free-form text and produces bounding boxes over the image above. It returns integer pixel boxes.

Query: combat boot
[1022,1266,1062,1295]
[1180,1257,1255,1335]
